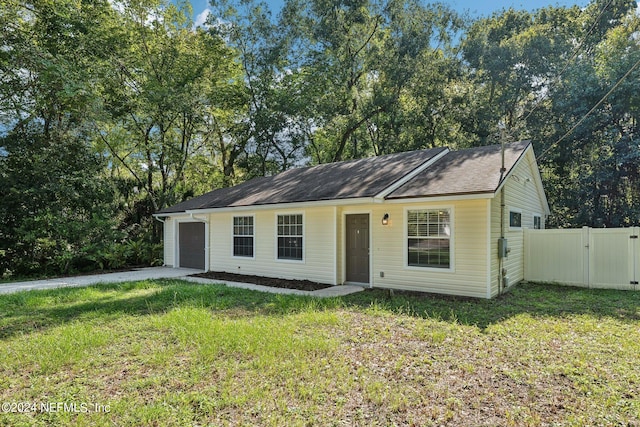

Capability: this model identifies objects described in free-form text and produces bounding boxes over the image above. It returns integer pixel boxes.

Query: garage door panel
[179,222,205,270]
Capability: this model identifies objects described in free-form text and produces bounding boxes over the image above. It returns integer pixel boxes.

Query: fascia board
[183,197,375,215]
[494,144,550,215]
[384,192,495,204]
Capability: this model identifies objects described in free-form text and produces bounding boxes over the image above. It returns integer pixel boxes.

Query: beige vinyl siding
[209,207,336,285]
[490,149,548,297]
[335,210,343,286]
[197,199,490,296]
[163,217,174,267]
[163,147,547,299]
[490,196,501,297]
[365,200,489,298]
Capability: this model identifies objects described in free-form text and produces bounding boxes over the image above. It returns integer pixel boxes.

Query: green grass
[0,280,639,426]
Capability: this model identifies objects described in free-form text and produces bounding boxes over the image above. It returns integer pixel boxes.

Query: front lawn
[0,281,638,426]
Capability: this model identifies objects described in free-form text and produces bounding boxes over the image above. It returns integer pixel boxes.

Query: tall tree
[98,0,241,213]
[460,0,639,227]
[462,5,584,145]
[281,0,464,162]
[212,0,464,170]
[0,0,120,275]
[543,1,640,227]
[209,0,311,177]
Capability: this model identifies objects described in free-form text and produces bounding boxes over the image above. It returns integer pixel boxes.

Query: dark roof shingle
[158,142,532,214]
[158,147,447,214]
[386,141,531,199]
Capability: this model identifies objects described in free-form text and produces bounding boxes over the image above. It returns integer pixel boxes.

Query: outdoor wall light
[382,213,389,226]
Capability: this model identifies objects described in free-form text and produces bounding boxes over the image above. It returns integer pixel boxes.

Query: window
[533,215,542,229]
[407,209,451,269]
[233,216,254,257]
[277,214,303,261]
[509,210,522,228]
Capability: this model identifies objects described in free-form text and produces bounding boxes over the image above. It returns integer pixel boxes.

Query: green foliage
[461,1,640,227]
[96,0,244,210]
[537,2,640,227]
[0,126,117,277]
[0,0,229,277]
[0,126,162,277]
[2,0,640,279]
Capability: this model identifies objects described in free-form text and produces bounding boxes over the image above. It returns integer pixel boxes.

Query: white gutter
[384,192,495,204]
[183,197,376,215]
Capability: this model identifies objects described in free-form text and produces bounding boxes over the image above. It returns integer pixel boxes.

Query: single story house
[155,140,550,298]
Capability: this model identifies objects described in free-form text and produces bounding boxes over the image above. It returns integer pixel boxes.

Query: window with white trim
[233,216,254,257]
[277,214,303,261]
[533,215,542,229]
[509,210,522,228]
[407,209,451,269]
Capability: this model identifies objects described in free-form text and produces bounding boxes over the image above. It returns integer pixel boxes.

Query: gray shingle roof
[158,147,447,214]
[386,140,531,199]
[158,142,532,214]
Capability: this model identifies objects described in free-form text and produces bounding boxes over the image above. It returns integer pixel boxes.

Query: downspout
[500,140,506,238]
[499,137,506,295]
[153,216,166,267]
[499,187,505,295]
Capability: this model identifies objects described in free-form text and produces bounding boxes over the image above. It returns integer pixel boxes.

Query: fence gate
[524,227,640,290]
[588,227,639,289]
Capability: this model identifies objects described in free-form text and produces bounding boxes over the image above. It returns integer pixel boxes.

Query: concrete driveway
[0,267,364,298]
[0,267,202,295]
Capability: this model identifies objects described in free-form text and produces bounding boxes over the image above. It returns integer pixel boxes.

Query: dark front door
[179,222,205,269]
[346,214,370,283]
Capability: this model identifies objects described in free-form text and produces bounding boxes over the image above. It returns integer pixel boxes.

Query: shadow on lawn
[343,282,640,329]
[0,280,639,339]
[0,280,284,339]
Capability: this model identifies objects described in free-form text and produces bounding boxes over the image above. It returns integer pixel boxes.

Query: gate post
[633,226,640,287]
[583,226,591,288]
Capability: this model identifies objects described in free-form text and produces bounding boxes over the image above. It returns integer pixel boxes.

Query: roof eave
[384,192,495,203]
[177,197,377,215]
[493,142,551,215]
[494,141,531,194]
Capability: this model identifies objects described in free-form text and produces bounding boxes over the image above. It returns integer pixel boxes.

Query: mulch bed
[190,271,333,292]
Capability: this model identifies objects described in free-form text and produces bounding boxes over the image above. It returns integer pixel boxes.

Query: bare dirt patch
[191,271,333,291]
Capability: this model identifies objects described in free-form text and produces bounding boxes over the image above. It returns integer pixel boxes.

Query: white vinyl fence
[524,227,640,290]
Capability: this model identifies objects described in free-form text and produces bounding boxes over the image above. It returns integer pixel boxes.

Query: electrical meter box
[498,238,508,258]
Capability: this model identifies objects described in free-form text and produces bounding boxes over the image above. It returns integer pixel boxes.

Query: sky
[188,0,595,27]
